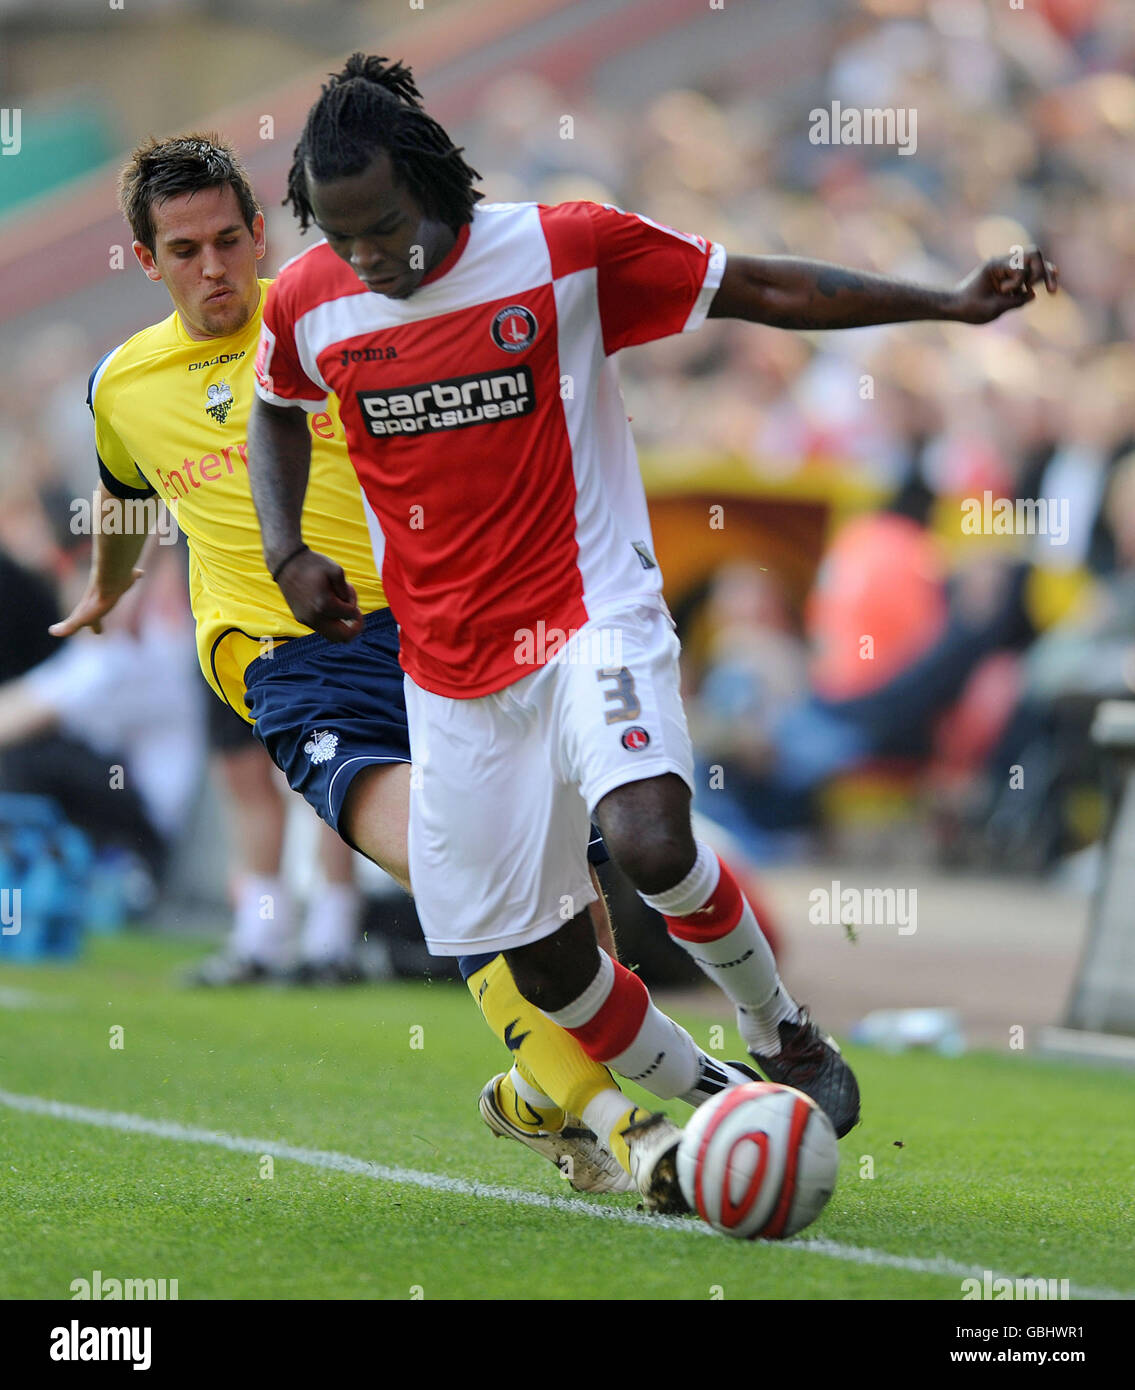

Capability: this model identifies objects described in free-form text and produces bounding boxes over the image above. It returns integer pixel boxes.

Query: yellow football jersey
[89,281,387,719]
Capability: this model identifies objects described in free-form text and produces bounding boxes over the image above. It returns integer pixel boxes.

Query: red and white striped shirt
[255,199,725,697]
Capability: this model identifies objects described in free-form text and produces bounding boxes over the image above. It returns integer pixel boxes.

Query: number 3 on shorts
[596,666,641,724]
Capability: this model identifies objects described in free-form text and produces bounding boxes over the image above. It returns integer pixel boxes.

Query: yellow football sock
[495,1067,564,1133]
[467,954,622,1133]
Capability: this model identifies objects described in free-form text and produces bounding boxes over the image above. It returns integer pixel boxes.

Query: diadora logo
[189,350,245,373]
[357,367,534,438]
[304,730,339,764]
[205,380,234,425]
[491,305,537,353]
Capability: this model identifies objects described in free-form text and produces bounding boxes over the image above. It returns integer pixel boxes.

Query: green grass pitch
[2,934,1132,1301]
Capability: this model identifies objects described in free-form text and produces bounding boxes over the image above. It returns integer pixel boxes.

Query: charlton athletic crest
[621,727,651,751]
[205,379,234,424]
[304,730,339,765]
[491,305,538,353]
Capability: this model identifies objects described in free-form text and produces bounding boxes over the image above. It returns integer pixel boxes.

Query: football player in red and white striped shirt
[249,54,1057,1211]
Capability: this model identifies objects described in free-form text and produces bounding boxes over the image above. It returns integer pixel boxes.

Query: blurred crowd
[462,0,1135,870]
[2,0,1133,959]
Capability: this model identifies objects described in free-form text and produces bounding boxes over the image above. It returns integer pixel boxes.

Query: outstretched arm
[247,396,363,643]
[707,249,1057,329]
[49,483,149,637]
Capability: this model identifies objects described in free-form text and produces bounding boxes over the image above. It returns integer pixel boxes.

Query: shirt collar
[420,222,471,287]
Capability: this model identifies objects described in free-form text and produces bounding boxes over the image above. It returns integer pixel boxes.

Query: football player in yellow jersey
[52,133,758,1204]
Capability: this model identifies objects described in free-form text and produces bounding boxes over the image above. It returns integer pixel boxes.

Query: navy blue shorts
[244,609,411,838]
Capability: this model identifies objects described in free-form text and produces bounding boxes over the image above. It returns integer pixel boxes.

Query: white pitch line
[1,1088,1128,1300]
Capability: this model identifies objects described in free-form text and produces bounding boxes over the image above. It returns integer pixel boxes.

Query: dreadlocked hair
[286,53,482,233]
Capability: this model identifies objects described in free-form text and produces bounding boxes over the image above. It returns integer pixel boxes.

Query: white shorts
[404,601,695,956]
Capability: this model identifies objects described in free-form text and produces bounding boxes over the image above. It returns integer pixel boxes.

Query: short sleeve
[87,351,155,499]
[254,277,330,412]
[586,202,727,356]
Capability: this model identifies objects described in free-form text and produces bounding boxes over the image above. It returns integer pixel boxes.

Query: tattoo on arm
[712,254,954,328]
[816,266,868,298]
[804,262,948,326]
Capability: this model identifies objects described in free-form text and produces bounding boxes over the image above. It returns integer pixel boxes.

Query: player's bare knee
[505,912,600,1011]
[340,762,412,891]
[595,774,696,894]
[610,826,697,896]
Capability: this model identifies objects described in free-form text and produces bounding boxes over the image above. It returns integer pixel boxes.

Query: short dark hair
[286,53,482,233]
[118,133,261,253]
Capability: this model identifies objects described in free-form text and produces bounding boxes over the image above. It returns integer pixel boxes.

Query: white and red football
[677,1082,839,1239]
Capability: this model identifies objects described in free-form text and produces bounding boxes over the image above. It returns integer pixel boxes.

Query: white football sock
[301,882,360,964]
[736,988,801,1057]
[642,842,799,1055]
[231,874,293,967]
[582,1088,642,1151]
[542,951,701,1100]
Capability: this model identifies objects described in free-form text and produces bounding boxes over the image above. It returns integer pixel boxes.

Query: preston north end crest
[205,379,234,424]
[304,730,339,765]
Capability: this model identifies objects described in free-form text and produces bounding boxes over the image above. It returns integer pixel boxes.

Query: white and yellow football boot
[479,1074,634,1195]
